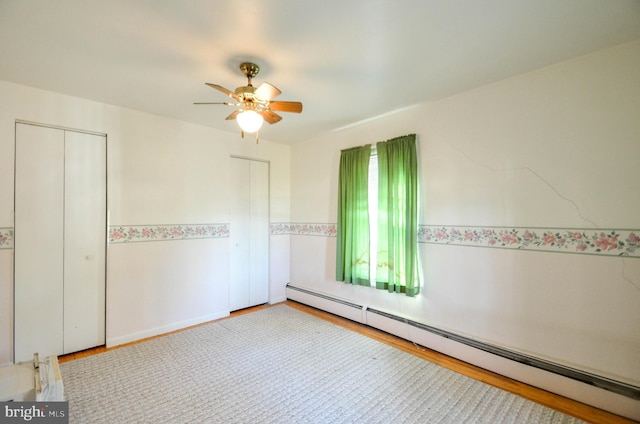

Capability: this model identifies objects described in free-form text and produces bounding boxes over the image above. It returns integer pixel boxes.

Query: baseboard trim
[269,296,288,305]
[106,311,229,348]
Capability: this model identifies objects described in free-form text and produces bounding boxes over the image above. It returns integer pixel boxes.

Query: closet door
[14,124,65,361]
[229,157,269,311]
[248,160,269,306]
[14,123,106,362]
[229,159,251,311]
[63,131,106,353]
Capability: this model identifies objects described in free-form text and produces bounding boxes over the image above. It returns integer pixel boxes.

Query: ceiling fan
[194,62,303,142]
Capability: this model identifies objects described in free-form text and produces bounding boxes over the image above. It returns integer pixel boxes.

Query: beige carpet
[60,305,584,423]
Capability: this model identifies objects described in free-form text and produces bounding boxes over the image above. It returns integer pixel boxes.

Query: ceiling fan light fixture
[236,110,264,133]
[196,62,302,139]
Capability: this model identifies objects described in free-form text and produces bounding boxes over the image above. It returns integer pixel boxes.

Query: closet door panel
[14,124,65,362]
[63,131,106,354]
[249,160,269,306]
[229,158,251,311]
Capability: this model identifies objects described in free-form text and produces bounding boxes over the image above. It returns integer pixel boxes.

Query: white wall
[0,80,291,363]
[289,39,640,392]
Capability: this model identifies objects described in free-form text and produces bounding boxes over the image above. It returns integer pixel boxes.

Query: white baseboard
[107,310,229,348]
[269,296,287,304]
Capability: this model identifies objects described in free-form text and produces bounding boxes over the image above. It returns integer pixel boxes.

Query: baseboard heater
[286,284,640,401]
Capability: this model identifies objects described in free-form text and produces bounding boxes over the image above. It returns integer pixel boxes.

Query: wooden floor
[59,301,636,424]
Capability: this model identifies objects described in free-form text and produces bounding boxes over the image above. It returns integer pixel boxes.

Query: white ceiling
[1,0,639,144]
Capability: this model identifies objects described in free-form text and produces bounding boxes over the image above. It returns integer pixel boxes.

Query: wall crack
[447,142,599,228]
[444,141,640,296]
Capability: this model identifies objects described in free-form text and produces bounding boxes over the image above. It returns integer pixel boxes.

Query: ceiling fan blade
[225,110,241,120]
[255,82,281,101]
[268,101,303,113]
[259,110,283,124]
[193,102,235,106]
[205,83,240,100]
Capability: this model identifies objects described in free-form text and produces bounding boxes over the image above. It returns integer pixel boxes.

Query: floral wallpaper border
[4,223,639,257]
[109,224,230,243]
[272,223,640,258]
[271,223,337,237]
[418,226,640,257]
[0,228,13,249]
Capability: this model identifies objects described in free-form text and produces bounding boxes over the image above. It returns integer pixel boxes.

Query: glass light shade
[236,110,264,133]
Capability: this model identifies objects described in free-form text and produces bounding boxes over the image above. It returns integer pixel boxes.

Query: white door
[14,124,65,361]
[63,131,106,353]
[229,157,269,311]
[14,123,106,362]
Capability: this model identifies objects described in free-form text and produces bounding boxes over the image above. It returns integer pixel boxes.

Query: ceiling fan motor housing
[235,85,257,101]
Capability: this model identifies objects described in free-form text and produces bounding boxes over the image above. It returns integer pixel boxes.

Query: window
[336,134,420,296]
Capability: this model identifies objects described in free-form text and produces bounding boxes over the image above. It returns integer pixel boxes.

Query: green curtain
[376,134,420,296]
[336,144,372,286]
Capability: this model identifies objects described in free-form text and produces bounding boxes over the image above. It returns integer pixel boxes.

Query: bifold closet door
[14,123,106,362]
[247,160,268,307]
[14,124,65,361]
[229,158,269,311]
[63,131,106,354]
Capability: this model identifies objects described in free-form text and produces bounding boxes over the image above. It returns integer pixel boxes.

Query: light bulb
[236,110,264,133]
